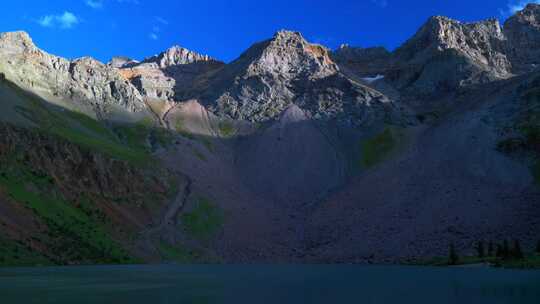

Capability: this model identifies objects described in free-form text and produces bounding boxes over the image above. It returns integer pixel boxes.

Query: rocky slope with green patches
[0,122,182,265]
[1,4,540,265]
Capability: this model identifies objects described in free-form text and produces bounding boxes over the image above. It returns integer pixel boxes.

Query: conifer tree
[512,240,524,259]
[477,241,485,258]
[503,240,510,259]
[496,244,503,258]
[449,243,459,265]
[488,241,494,257]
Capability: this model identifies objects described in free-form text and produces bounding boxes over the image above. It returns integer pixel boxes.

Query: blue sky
[0,0,537,63]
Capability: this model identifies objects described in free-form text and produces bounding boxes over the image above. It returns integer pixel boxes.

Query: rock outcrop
[108,56,138,68]
[117,46,223,102]
[0,32,146,117]
[334,17,517,97]
[332,45,392,77]
[392,16,512,94]
[192,30,403,126]
[504,3,540,72]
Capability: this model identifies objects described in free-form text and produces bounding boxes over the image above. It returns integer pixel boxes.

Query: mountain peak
[504,2,540,70]
[507,2,540,26]
[0,31,37,54]
[243,29,337,78]
[523,3,540,11]
[272,30,304,42]
[142,45,219,68]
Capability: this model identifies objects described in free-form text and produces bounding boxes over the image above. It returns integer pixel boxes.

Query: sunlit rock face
[116,45,224,102]
[0,31,146,116]
[504,3,540,72]
[390,16,512,94]
[187,30,406,127]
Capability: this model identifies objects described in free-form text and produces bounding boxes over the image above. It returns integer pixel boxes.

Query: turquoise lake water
[0,265,539,303]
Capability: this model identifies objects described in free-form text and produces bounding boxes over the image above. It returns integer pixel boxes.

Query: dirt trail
[139,177,192,257]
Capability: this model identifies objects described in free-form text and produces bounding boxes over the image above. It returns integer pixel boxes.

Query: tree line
[448,240,540,265]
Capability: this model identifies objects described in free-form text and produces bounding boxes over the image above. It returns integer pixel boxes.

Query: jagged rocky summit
[1,4,540,125]
[0,31,145,118]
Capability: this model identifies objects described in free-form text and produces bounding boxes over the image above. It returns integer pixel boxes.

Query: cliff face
[0,32,146,119]
[504,3,540,72]
[334,5,540,98]
[1,5,540,265]
[187,30,406,127]
[392,16,512,93]
[117,46,224,102]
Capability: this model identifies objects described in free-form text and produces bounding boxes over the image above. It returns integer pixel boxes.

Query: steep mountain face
[0,32,147,120]
[0,123,179,265]
[236,105,345,205]
[117,46,224,102]
[392,16,511,94]
[332,45,392,78]
[108,56,138,68]
[1,5,540,265]
[504,3,540,72]
[336,5,540,100]
[194,31,403,127]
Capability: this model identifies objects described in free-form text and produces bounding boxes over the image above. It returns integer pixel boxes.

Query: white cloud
[86,0,104,8]
[38,11,80,29]
[155,16,169,25]
[86,0,139,9]
[149,16,168,41]
[371,0,388,8]
[501,1,540,17]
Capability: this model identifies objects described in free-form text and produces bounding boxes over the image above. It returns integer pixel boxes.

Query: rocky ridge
[192,30,404,126]
[1,5,540,265]
[504,3,540,72]
[116,46,224,102]
[0,32,146,118]
[332,5,540,98]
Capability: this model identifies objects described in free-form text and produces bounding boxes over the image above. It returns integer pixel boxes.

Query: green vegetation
[13,102,150,165]
[448,243,459,265]
[192,148,207,162]
[172,117,215,153]
[218,121,235,137]
[501,255,540,269]
[415,256,499,267]
[174,117,196,140]
[0,158,137,265]
[200,138,214,153]
[415,111,440,124]
[532,161,540,184]
[360,127,401,168]
[181,198,224,241]
[497,85,540,184]
[158,242,203,263]
[4,80,177,165]
[413,239,540,269]
[0,237,51,267]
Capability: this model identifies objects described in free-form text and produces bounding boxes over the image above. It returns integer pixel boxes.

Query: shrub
[476,241,485,258]
[448,243,459,265]
[512,240,524,260]
[488,241,494,257]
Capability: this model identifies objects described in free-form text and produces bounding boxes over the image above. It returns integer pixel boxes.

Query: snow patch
[361,74,385,83]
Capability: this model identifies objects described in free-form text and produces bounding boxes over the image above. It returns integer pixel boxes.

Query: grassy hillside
[0,81,178,266]
[0,79,175,165]
[497,80,540,184]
